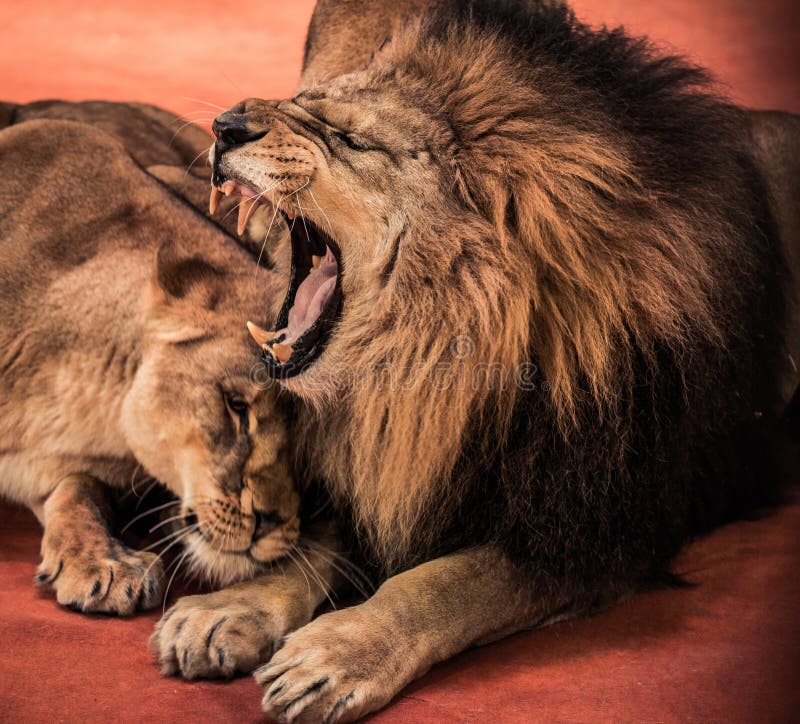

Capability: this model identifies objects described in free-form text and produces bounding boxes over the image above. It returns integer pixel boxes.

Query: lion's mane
[297,0,788,598]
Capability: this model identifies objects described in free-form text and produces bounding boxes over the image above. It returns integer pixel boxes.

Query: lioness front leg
[37,473,164,615]
[256,546,560,723]
[151,528,342,680]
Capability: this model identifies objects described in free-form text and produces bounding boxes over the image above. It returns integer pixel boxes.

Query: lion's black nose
[212,112,264,147]
[252,509,286,541]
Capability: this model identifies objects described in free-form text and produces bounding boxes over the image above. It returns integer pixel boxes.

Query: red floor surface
[1,1,799,722]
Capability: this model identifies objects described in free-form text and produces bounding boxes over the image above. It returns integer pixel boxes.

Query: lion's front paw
[151,592,283,680]
[36,540,164,616]
[255,608,405,724]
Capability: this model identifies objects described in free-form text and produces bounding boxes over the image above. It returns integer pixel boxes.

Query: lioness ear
[152,241,226,310]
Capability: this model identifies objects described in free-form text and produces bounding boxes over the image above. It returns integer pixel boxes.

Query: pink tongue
[276,249,337,344]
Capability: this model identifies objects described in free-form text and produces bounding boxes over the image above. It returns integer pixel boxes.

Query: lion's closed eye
[334,130,370,151]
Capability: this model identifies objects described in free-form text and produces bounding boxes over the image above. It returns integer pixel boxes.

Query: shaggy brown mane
[295,5,768,571]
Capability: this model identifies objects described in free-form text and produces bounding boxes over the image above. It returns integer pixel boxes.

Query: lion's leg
[255,545,560,724]
[37,473,165,615]
[150,524,344,680]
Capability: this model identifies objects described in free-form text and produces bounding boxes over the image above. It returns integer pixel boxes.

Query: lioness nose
[252,509,286,541]
[212,112,263,147]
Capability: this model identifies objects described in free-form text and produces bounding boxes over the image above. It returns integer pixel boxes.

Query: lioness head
[121,242,299,585]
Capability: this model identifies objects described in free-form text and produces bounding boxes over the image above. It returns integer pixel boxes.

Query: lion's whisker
[181,145,214,179]
[180,96,227,112]
[169,119,210,147]
[301,541,374,598]
[255,192,286,273]
[293,544,336,610]
[306,185,334,236]
[286,548,312,597]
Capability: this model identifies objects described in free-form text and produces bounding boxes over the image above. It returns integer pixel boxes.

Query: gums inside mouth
[210,180,343,378]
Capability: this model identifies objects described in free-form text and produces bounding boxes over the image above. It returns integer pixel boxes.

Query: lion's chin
[210,180,343,379]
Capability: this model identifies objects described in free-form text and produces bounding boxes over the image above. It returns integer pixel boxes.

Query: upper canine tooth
[237,197,254,236]
[209,185,222,215]
[312,255,322,269]
[246,321,277,347]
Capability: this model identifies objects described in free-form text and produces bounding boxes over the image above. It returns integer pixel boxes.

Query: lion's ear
[151,241,226,310]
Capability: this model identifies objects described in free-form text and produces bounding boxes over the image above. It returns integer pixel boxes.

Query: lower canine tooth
[271,343,293,363]
[209,185,222,215]
[237,197,254,236]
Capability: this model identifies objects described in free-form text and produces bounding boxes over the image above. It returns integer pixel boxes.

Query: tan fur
[255,544,561,723]
[301,0,435,87]
[201,3,800,719]
[150,522,344,679]
[38,475,165,614]
[0,117,298,599]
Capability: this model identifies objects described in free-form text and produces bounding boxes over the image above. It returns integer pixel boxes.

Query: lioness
[153,0,798,720]
[0,117,304,613]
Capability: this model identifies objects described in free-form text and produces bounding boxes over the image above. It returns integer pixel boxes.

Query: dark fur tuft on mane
[414,0,789,598]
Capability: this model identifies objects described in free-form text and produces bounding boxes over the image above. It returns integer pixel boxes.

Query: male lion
[150,0,799,720]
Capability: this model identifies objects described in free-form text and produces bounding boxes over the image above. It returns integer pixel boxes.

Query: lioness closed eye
[0,118,300,615]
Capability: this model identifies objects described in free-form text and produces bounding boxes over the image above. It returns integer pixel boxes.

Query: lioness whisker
[120,463,144,500]
[132,479,159,508]
[162,548,192,613]
[119,493,218,534]
[139,524,199,585]
[148,512,191,534]
[119,499,182,534]
[142,523,200,552]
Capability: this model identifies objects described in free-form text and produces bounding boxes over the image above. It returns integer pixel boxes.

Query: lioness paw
[255,609,402,724]
[37,540,164,616]
[151,593,282,680]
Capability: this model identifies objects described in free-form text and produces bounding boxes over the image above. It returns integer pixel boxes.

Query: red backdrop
[1,0,798,121]
[1,2,798,722]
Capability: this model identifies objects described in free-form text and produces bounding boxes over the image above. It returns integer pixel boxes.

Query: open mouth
[210,178,343,378]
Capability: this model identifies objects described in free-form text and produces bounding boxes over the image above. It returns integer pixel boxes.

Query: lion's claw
[255,609,403,724]
[151,593,281,679]
[36,543,163,616]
